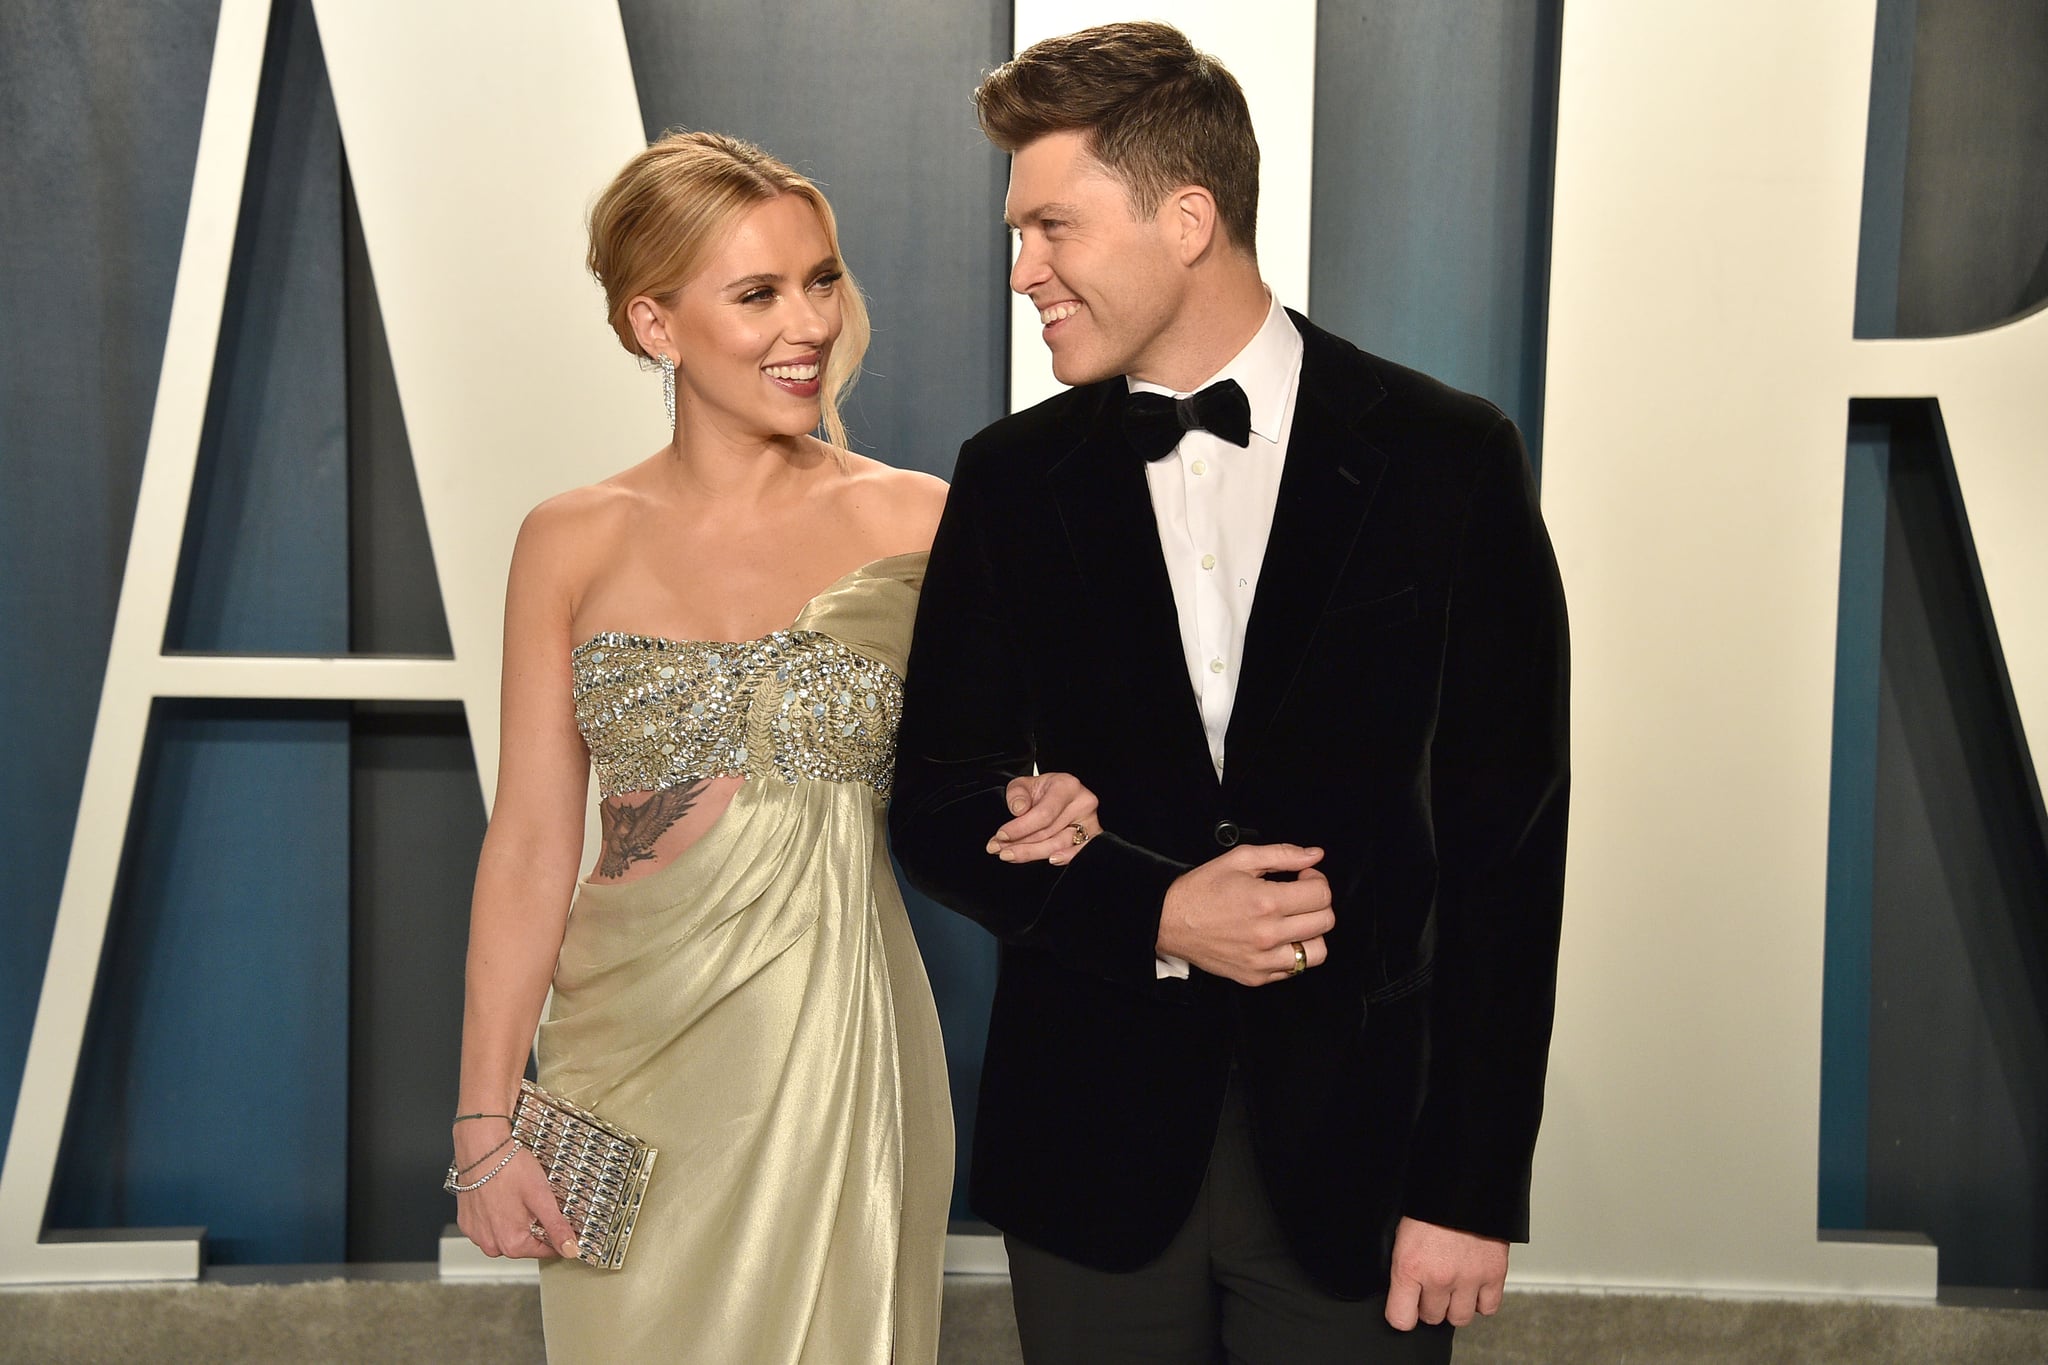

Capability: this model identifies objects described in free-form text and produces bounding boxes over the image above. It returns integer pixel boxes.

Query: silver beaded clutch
[512,1079,658,1271]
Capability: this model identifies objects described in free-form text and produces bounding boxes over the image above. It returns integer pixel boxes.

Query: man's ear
[627,295,674,360]
[1169,186,1220,265]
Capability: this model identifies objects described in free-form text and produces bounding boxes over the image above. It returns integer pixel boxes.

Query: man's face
[1005,130,1187,386]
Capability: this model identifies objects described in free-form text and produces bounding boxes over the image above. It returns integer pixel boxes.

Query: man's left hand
[1384,1216,1508,1330]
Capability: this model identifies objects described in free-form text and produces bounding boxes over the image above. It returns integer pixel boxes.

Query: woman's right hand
[453,1127,580,1261]
[986,771,1103,866]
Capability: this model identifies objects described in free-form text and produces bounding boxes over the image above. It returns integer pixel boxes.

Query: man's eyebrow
[1004,201,1081,230]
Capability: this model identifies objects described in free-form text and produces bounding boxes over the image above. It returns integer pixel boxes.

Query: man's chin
[1047,350,1117,388]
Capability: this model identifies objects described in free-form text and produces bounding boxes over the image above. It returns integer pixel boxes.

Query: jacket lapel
[1222,317,1388,790]
[1048,383,1222,795]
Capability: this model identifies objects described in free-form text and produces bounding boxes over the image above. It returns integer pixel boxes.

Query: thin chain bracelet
[452,1111,513,1124]
[444,1140,522,1193]
[451,1134,515,1179]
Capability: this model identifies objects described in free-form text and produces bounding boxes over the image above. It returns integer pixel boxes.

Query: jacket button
[1213,819,1242,847]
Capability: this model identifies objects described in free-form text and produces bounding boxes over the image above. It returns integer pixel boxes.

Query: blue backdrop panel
[1820,422,1890,1231]
[167,0,348,658]
[1821,0,1918,1233]
[47,701,350,1265]
[1309,0,1562,457]
[1863,400,2048,1288]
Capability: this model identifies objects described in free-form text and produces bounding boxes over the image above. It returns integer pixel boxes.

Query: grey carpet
[1453,1291,2048,1365]
[3,1276,2046,1363]
[0,1279,544,1364]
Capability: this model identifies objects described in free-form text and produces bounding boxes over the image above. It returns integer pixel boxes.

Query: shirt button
[1209,658,1225,674]
[1191,459,1207,476]
[1201,553,1217,570]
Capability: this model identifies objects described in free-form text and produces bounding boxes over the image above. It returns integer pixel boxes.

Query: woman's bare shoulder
[837,453,948,549]
[505,478,654,619]
[518,477,644,550]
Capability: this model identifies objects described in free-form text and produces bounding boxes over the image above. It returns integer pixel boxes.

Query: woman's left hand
[987,772,1102,866]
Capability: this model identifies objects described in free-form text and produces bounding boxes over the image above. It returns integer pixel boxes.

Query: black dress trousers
[1004,1066,1456,1365]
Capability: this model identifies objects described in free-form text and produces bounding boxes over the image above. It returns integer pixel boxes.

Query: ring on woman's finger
[1289,941,1307,976]
[529,1220,549,1244]
[1070,821,1090,846]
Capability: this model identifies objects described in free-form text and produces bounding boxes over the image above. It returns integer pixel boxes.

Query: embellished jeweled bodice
[570,552,925,799]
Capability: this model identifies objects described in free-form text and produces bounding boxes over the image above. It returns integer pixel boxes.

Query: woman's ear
[626,295,673,360]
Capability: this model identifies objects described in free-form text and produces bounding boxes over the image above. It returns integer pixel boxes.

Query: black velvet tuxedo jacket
[889,310,1569,1299]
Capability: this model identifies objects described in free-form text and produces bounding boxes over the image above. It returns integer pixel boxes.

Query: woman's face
[663,193,845,443]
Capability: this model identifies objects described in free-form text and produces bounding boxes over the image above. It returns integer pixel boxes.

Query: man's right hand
[1157,844,1334,986]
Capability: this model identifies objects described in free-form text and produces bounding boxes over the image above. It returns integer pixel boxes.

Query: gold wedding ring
[1070,822,1090,846]
[1289,942,1307,975]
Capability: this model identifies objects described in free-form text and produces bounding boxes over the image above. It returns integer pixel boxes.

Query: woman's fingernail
[563,1239,580,1258]
[985,840,1000,854]
[998,849,1016,861]
[1050,855,1068,866]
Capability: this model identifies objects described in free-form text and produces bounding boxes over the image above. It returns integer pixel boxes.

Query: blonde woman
[445,131,1094,1363]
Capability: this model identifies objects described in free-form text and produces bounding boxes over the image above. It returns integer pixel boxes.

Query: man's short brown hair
[975,21,1260,255]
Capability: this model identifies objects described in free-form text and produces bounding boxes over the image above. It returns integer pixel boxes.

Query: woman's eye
[739,287,774,304]
[810,272,841,293]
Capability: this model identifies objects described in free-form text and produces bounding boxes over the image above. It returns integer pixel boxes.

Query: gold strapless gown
[536,553,952,1363]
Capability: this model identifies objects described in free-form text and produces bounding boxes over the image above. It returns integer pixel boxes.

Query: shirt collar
[1127,293,1302,445]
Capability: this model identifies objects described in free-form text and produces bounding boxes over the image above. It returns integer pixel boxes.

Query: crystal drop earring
[660,354,676,429]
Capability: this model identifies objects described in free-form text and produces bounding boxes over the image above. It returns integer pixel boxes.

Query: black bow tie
[1120,379,1252,463]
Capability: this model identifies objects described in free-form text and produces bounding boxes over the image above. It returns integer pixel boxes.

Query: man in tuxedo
[890,21,1569,1363]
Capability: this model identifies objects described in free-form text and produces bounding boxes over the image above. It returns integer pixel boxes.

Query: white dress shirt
[1133,295,1304,976]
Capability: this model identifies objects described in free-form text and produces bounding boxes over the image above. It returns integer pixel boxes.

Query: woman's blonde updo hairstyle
[588,130,868,451]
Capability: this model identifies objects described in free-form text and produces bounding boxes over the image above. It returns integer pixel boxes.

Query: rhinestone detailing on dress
[571,629,904,798]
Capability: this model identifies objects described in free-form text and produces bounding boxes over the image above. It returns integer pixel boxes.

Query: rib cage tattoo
[595,782,708,879]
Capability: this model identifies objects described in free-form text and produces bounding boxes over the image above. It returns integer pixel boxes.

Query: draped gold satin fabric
[536,554,953,1364]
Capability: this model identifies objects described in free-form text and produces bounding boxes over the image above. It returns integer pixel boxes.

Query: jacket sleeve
[889,437,1191,990]
[1403,415,1571,1241]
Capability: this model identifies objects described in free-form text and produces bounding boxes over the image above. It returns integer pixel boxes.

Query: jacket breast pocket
[1320,585,1419,633]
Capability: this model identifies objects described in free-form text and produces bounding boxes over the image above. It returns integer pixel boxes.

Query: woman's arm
[451,501,595,1259]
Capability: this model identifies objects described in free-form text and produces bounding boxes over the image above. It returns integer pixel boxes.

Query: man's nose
[1010,235,1048,296]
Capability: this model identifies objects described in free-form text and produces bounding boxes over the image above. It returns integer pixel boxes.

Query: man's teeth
[1039,302,1081,325]
[765,362,820,381]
